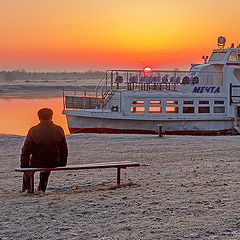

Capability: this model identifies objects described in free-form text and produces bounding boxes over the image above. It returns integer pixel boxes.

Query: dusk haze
[1,0,239,71]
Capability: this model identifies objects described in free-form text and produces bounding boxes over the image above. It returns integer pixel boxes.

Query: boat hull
[66,115,234,135]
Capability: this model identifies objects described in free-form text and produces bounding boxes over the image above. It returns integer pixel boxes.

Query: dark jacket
[20,120,68,168]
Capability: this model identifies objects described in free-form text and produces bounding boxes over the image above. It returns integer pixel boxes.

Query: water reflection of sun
[0,97,69,136]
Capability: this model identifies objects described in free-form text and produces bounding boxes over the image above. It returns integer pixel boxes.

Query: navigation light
[218,36,226,49]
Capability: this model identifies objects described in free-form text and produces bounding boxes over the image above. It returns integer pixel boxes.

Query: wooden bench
[15,161,140,193]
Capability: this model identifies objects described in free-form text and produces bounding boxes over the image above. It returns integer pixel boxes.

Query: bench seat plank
[15,161,140,172]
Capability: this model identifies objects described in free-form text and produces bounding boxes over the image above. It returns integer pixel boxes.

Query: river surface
[0,97,69,136]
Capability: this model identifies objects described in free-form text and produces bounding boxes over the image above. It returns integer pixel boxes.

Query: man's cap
[37,108,53,120]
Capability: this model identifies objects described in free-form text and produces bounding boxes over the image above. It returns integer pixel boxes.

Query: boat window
[183,107,194,114]
[209,52,226,61]
[167,100,178,105]
[214,100,224,104]
[198,107,210,113]
[214,64,223,86]
[131,100,144,105]
[150,100,161,105]
[149,107,162,114]
[131,107,145,114]
[184,101,194,104]
[166,107,179,114]
[228,51,237,62]
[238,52,240,61]
[214,107,225,113]
[234,69,240,81]
[199,101,209,104]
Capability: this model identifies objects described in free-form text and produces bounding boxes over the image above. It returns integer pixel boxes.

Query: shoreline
[0,93,63,99]
[0,84,97,98]
[0,78,99,99]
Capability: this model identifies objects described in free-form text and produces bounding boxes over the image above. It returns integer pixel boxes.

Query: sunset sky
[0,0,239,71]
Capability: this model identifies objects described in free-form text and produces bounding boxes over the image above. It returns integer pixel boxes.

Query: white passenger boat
[63,37,240,135]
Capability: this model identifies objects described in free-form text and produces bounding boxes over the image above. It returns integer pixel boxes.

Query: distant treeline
[0,70,105,82]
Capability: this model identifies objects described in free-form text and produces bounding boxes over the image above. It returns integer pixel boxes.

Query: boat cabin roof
[208,47,240,64]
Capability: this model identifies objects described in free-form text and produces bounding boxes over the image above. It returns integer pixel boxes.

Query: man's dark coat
[21,120,68,168]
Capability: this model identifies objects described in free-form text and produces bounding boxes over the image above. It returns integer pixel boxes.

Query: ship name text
[192,86,220,94]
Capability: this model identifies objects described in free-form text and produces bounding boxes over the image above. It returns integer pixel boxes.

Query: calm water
[0,97,69,136]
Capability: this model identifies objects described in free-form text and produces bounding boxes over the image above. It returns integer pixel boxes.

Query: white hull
[65,113,234,135]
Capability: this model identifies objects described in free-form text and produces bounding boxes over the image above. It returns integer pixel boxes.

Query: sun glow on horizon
[143,66,152,73]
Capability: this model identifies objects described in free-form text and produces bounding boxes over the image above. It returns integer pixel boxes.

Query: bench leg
[117,168,121,185]
[29,172,35,193]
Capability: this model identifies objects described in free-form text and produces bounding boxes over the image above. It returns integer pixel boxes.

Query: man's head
[37,108,53,121]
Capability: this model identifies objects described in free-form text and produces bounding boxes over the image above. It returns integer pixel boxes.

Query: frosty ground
[0,133,240,240]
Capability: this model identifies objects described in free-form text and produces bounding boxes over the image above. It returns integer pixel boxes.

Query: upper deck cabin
[208,47,240,64]
[189,43,240,89]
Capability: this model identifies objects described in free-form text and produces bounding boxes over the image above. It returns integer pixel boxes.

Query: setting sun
[143,66,152,73]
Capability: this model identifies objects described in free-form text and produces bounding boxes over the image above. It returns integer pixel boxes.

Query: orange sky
[0,0,239,71]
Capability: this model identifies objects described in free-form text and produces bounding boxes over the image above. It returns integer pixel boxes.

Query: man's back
[21,120,68,168]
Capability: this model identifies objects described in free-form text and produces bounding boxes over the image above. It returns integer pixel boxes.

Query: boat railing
[95,71,114,108]
[63,89,100,110]
[63,69,223,110]
[95,69,223,92]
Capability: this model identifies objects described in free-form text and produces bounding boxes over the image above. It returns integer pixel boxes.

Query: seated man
[20,108,68,192]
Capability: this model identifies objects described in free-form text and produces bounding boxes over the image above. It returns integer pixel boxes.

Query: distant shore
[0,79,99,98]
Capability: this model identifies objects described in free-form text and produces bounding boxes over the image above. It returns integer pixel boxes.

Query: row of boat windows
[131,107,225,114]
[132,100,224,105]
[130,100,225,114]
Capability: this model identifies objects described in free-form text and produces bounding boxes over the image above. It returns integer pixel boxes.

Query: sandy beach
[0,132,240,239]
